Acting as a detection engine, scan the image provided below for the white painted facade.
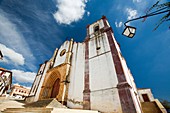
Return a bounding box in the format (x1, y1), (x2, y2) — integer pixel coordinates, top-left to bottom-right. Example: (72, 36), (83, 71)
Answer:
(34, 61), (51, 101)
(10, 84), (30, 99)
(53, 41), (70, 67)
(26, 61), (51, 102)
(88, 38), (121, 112)
(67, 42), (85, 109)
(26, 17), (145, 113)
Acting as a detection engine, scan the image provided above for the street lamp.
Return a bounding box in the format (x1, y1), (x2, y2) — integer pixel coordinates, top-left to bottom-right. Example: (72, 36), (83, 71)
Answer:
(122, 9), (170, 38)
(122, 26), (136, 38)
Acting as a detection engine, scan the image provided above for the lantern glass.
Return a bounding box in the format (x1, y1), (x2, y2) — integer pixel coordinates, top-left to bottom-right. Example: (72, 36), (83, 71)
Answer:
(122, 26), (136, 38)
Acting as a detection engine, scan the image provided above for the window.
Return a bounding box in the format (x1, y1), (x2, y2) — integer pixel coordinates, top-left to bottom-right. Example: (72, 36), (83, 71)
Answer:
(96, 47), (101, 50)
(60, 49), (66, 56)
(95, 36), (101, 50)
(39, 71), (43, 74)
(142, 94), (150, 102)
(94, 25), (99, 32)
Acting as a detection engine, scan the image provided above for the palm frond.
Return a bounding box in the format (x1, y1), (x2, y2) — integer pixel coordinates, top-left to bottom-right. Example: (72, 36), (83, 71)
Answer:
(154, 12), (170, 30)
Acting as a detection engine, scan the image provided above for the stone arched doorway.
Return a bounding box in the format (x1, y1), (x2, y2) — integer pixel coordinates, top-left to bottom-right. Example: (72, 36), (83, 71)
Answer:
(40, 70), (62, 100)
(39, 64), (69, 103)
(51, 78), (60, 98)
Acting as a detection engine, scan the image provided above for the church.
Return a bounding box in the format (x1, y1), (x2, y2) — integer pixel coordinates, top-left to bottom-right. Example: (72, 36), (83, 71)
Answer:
(26, 16), (166, 113)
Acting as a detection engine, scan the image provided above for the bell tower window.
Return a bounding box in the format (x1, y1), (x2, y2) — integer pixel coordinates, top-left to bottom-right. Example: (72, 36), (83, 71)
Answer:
(96, 46), (101, 50)
(94, 25), (99, 32)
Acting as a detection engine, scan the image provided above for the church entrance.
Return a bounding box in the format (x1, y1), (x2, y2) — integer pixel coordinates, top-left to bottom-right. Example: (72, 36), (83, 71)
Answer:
(51, 78), (60, 98)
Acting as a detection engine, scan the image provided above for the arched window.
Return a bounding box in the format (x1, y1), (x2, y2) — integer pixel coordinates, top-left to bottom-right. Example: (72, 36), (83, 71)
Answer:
(94, 25), (99, 32)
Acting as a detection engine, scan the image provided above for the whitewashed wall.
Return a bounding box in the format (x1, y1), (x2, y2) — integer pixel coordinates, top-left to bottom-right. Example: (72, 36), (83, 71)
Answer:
(89, 33), (110, 58)
(130, 88), (142, 113)
(91, 88), (122, 113)
(89, 52), (118, 90)
(29, 75), (41, 95)
(34, 61), (51, 101)
(89, 35), (121, 112)
(67, 42), (85, 109)
(53, 41), (70, 67)
(29, 63), (46, 96)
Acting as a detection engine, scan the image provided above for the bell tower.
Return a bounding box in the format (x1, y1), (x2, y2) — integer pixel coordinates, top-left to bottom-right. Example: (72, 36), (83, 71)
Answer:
(83, 16), (142, 113)
(83, 16), (112, 110)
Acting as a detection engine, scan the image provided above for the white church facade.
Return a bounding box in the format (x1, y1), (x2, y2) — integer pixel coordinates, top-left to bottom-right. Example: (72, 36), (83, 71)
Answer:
(26, 16), (166, 113)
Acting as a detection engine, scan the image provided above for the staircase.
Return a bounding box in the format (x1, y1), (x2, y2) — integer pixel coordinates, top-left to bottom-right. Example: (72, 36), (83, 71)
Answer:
(141, 102), (162, 113)
(1, 98), (99, 113)
(1, 98), (65, 113)
(2, 107), (53, 113)
(24, 98), (67, 108)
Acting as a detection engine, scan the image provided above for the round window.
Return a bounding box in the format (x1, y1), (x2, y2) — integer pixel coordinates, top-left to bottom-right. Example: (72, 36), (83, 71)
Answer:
(60, 49), (66, 56)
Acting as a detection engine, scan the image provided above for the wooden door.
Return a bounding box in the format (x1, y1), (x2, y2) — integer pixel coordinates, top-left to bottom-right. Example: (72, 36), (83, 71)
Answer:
(51, 78), (60, 98)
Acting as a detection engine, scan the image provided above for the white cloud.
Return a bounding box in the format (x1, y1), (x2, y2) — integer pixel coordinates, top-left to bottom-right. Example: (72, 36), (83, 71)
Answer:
(11, 69), (36, 83)
(126, 8), (138, 20)
(53, 0), (88, 24)
(0, 43), (25, 65)
(0, 9), (36, 71)
(87, 11), (90, 16)
(115, 21), (123, 28)
(133, 0), (142, 3)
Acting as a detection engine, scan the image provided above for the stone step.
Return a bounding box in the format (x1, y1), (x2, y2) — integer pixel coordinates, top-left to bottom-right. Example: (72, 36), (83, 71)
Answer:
(2, 108), (99, 113)
(2, 111), (51, 113)
(51, 108), (99, 113)
(0, 99), (25, 111)
(24, 98), (67, 108)
(3, 107), (53, 111)
(2, 108), (53, 113)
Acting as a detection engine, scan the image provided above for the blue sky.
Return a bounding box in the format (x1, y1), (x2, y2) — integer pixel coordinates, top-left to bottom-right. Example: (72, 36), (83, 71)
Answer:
(0, 0), (169, 101)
